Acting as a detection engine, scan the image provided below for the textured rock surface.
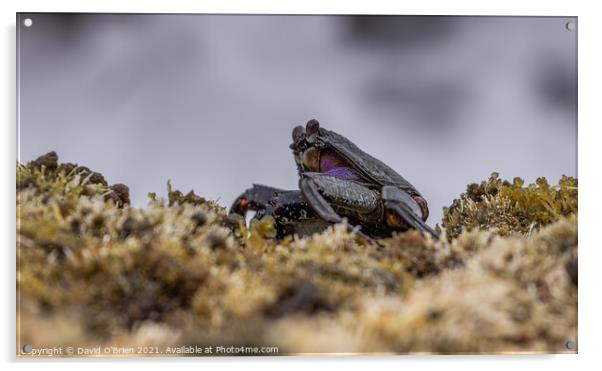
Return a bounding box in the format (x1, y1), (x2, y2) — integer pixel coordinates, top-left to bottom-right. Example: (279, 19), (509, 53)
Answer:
(17, 152), (577, 354)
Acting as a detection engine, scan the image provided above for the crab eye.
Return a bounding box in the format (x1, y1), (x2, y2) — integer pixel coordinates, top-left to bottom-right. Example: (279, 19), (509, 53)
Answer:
(292, 125), (305, 142)
(305, 119), (320, 143)
(306, 119), (320, 136)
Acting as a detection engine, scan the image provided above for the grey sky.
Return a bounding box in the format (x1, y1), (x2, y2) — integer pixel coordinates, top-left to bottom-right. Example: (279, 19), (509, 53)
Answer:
(17, 14), (577, 226)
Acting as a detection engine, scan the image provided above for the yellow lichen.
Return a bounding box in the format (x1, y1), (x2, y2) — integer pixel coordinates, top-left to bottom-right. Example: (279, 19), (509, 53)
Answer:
(442, 172), (577, 239)
(17, 153), (578, 355)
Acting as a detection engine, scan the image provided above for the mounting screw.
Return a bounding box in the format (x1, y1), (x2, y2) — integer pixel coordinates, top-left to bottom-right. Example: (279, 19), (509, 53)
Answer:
(565, 339), (576, 350)
(23, 18), (33, 27)
(565, 21), (575, 31)
(22, 344), (32, 354)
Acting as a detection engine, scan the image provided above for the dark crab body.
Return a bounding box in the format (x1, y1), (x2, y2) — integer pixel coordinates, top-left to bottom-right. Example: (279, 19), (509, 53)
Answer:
(230, 119), (438, 240)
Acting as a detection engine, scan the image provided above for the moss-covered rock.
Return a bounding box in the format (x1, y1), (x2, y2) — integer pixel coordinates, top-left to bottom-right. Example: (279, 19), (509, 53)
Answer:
(442, 172), (577, 239)
(17, 153), (578, 355)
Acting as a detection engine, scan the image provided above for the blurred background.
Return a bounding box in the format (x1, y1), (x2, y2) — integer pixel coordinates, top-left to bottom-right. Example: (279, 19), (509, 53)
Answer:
(17, 14), (577, 225)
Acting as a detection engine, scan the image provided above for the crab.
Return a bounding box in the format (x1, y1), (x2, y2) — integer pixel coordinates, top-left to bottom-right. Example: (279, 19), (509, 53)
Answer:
(230, 119), (438, 241)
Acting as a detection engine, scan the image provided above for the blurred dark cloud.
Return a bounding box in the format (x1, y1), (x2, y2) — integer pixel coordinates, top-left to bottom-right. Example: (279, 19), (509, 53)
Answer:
(363, 78), (466, 128)
(534, 55), (577, 113)
(346, 15), (458, 48)
(17, 14), (577, 225)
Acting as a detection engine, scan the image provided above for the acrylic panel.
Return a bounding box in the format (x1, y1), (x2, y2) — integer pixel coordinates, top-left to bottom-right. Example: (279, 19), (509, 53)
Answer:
(16, 13), (577, 357)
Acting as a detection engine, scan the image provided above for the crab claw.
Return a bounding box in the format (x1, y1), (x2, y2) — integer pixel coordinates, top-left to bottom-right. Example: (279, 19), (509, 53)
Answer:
(229, 184), (285, 217)
(230, 196), (251, 216)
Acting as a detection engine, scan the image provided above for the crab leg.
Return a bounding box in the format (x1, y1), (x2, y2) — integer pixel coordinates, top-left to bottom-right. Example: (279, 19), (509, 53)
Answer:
(381, 186), (439, 240)
(299, 173), (376, 243)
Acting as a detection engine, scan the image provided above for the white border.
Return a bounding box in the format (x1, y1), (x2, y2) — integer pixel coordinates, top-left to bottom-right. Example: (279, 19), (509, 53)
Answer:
(3, 1), (600, 370)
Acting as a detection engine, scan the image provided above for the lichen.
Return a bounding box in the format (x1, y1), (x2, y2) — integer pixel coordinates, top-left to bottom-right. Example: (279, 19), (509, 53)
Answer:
(442, 172), (577, 239)
(17, 153), (577, 355)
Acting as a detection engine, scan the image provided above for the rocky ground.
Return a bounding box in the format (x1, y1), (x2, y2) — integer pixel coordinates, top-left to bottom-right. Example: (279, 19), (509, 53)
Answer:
(17, 152), (577, 355)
